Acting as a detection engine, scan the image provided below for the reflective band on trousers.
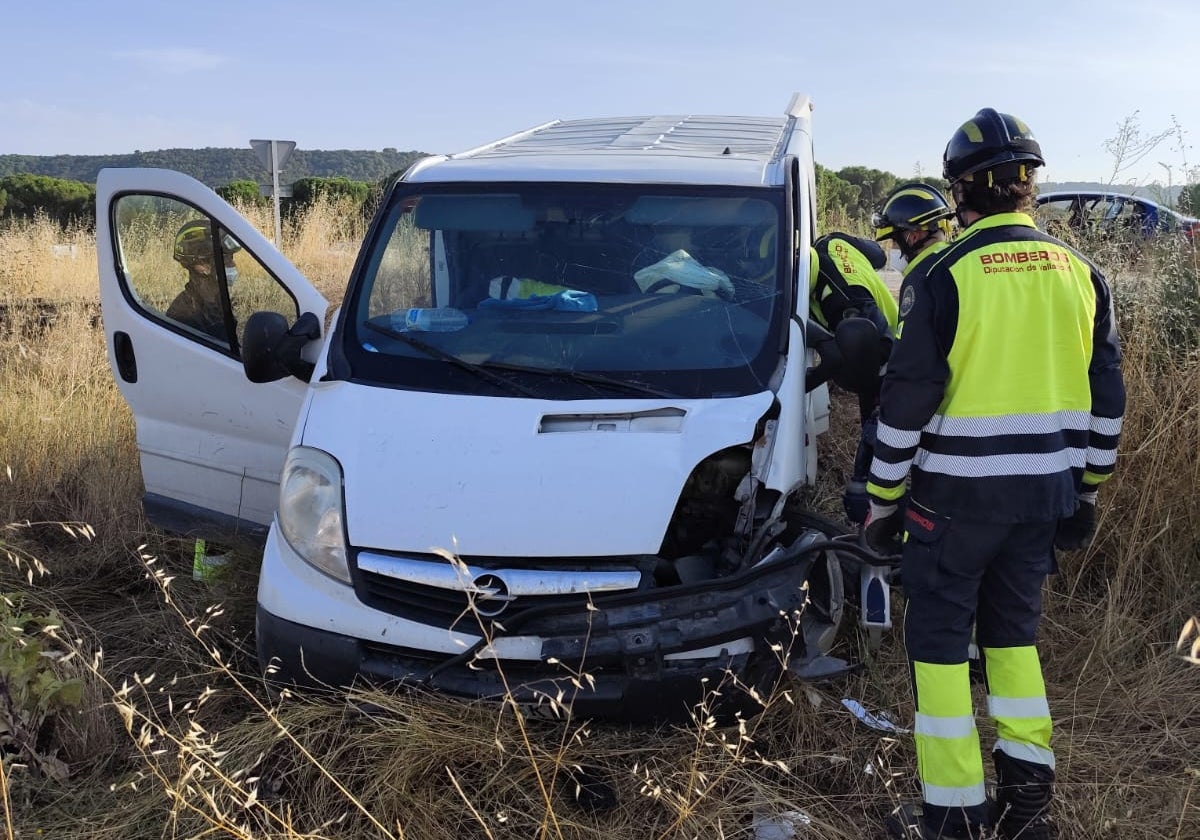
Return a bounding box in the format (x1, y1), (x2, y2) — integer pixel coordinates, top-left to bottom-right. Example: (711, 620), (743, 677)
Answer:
(915, 712), (978, 740)
(877, 421), (922, 449)
(988, 695), (1051, 720)
(995, 738), (1056, 769)
(916, 448), (1086, 478)
(923, 410), (1090, 437)
(923, 780), (988, 808)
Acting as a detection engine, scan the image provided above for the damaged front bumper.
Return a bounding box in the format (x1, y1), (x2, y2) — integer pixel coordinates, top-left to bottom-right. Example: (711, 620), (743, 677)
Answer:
(258, 535), (843, 722)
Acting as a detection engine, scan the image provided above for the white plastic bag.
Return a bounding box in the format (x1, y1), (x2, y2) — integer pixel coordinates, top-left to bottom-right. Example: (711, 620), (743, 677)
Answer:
(633, 249), (735, 297)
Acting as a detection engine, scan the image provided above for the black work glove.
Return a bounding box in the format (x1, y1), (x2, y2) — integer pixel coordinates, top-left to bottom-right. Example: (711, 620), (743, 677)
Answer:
(1054, 490), (1098, 551)
(862, 499), (903, 558)
(843, 480), (870, 526)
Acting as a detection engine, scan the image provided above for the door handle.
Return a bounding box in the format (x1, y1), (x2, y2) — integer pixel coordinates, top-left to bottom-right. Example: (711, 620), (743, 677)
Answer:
(113, 331), (138, 383)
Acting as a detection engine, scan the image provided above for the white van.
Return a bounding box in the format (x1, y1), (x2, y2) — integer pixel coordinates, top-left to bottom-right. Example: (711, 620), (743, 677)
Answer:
(97, 94), (884, 722)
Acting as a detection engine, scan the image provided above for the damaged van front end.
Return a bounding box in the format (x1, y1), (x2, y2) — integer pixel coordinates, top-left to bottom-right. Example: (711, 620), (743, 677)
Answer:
(256, 376), (848, 722)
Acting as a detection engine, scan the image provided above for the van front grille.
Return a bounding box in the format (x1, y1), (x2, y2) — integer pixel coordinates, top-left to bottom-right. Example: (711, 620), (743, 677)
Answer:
(352, 551), (644, 631)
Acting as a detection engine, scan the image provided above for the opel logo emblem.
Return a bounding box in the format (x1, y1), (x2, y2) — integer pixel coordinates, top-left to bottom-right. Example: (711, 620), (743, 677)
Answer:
(470, 573), (515, 617)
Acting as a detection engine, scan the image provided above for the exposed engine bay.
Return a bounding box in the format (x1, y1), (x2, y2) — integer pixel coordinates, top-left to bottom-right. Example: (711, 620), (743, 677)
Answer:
(652, 438), (854, 678)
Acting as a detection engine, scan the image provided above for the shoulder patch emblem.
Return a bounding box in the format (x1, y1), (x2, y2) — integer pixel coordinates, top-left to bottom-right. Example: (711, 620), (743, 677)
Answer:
(899, 285), (916, 317)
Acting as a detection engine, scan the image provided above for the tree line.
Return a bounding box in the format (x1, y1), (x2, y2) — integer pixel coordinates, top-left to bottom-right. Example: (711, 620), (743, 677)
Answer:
(0, 148), (428, 187)
(0, 173), (400, 228)
(3, 136), (1196, 229)
(0, 162), (921, 231)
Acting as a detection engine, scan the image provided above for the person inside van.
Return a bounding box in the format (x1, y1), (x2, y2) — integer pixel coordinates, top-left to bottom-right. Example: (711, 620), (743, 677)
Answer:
(166, 218), (240, 343)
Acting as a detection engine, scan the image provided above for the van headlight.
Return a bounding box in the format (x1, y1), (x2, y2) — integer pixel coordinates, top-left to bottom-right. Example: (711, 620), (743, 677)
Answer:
(278, 446), (350, 583)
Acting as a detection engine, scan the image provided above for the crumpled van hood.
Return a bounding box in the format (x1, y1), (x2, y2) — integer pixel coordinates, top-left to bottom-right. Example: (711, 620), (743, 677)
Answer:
(299, 383), (773, 557)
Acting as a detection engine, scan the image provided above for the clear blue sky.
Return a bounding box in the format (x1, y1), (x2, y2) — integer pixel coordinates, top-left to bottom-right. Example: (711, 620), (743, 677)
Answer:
(4, 0), (1198, 186)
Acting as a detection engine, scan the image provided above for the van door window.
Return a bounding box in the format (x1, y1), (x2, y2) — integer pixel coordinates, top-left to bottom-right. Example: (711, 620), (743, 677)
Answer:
(113, 195), (298, 355)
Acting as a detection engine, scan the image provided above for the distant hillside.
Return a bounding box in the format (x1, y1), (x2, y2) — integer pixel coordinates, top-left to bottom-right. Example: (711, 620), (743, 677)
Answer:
(0, 148), (432, 187)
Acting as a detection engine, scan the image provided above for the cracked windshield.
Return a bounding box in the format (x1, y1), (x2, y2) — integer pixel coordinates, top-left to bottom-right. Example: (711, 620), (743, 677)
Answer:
(351, 186), (786, 398)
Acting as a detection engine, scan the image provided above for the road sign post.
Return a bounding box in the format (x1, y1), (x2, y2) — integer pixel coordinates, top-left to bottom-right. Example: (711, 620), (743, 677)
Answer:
(250, 139), (296, 247)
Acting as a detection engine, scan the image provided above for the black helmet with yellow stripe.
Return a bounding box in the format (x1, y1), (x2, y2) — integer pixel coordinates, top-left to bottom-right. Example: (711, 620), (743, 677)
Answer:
(173, 218), (242, 266)
(872, 183), (953, 242)
(943, 108), (1044, 185)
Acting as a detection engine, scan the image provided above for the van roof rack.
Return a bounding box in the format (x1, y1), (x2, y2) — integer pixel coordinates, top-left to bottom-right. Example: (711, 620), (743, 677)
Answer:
(405, 94), (814, 188)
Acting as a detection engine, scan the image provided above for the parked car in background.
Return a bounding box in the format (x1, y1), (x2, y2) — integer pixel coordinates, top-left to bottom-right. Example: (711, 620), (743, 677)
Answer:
(1035, 190), (1198, 243)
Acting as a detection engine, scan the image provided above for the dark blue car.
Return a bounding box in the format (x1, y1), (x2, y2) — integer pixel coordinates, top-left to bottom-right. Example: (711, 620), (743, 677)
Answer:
(1035, 190), (1198, 243)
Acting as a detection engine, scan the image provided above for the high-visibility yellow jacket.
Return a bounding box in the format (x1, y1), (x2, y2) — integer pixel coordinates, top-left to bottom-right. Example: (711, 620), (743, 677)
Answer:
(902, 239), (948, 278)
(867, 212), (1125, 522)
(809, 233), (898, 336)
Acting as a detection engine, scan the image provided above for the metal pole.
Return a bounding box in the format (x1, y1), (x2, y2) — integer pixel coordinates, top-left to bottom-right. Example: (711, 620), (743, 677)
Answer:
(271, 139), (282, 248)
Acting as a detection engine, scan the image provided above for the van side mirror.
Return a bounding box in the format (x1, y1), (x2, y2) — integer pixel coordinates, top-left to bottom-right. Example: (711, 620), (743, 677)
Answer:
(804, 316), (885, 396)
(831, 317), (886, 395)
(242, 311), (320, 383)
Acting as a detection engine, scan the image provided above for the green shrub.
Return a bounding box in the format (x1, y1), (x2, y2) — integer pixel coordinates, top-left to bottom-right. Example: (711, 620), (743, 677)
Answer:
(836, 166), (898, 224)
(0, 174), (95, 227)
(815, 164), (862, 232)
(288, 176), (371, 210)
(0, 595), (83, 780)
(215, 179), (266, 207)
(1108, 237), (1200, 363)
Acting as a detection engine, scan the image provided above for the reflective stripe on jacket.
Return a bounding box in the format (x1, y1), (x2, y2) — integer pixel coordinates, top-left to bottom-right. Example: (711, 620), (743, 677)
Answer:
(867, 212), (1125, 522)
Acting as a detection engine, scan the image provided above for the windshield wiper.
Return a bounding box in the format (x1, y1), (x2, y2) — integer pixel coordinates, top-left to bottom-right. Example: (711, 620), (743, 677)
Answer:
(361, 321), (539, 399)
(477, 360), (678, 399)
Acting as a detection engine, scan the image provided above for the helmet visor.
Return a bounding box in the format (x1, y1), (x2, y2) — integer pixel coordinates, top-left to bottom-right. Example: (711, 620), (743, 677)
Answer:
(219, 231), (243, 254)
(871, 210), (895, 240)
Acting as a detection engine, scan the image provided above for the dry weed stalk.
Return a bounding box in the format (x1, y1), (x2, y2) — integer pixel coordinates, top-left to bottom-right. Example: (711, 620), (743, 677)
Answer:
(98, 546), (406, 839)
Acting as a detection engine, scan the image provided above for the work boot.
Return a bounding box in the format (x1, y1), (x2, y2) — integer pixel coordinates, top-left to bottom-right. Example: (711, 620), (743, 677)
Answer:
(993, 752), (1057, 839)
(885, 803), (988, 839)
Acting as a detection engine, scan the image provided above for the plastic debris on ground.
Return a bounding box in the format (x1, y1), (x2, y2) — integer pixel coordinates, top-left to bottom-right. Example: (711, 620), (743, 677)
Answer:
(841, 698), (910, 734)
(752, 808), (813, 839)
(788, 654), (854, 681)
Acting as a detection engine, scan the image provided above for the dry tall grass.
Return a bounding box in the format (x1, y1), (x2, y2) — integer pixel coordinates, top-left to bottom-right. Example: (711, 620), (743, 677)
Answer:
(0, 217), (97, 303)
(0, 203), (1196, 839)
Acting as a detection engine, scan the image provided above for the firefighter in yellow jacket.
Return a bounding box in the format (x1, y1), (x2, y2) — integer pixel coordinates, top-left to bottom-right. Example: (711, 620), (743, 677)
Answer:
(866, 109), (1125, 839)
(807, 232), (897, 524)
(833, 186), (955, 526)
(872, 182), (955, 281)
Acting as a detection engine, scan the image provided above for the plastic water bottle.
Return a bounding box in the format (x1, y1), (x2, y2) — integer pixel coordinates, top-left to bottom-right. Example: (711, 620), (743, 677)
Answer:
(395, 307), (469, 332)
